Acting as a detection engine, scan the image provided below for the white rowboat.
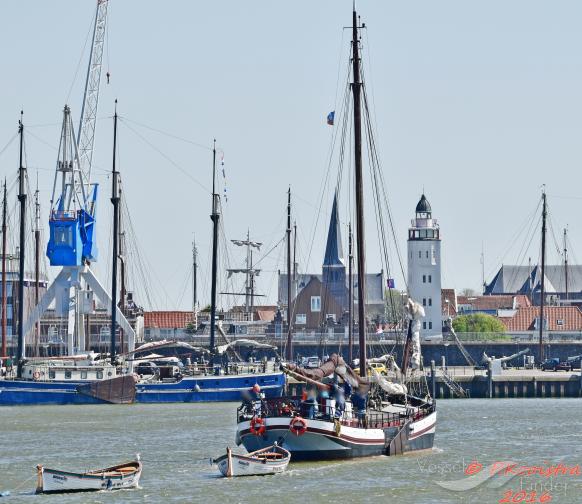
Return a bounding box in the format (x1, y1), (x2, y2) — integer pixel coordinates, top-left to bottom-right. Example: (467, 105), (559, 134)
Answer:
(214, 445), (290, 477)
(36, 459), (142, 494)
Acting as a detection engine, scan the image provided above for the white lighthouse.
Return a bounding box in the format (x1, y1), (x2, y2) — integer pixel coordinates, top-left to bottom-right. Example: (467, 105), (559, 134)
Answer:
(407, 194), (442, 339)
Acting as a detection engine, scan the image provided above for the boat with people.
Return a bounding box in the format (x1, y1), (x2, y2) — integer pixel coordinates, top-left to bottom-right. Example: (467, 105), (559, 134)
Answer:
(235, 5), (437, 461)
(213, 445), (290, 477)
(36, 458), (142, 494)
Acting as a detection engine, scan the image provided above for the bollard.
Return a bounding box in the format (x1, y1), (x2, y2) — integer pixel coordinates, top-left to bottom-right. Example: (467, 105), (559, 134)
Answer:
(430, 360), (436, 400)
(487, 361), (493, 399)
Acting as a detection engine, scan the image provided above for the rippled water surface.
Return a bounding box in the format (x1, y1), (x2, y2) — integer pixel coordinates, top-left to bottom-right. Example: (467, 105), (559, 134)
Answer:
(1, 399), (581, 503)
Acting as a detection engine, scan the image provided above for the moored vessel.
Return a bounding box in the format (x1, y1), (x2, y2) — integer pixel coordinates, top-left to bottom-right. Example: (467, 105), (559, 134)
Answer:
(213, 445), (290, 477)
(36, 459), (142, 494)
(235, 4), (436, 461)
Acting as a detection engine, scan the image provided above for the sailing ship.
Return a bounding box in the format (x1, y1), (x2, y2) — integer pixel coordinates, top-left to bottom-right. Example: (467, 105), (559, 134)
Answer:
(235, 5), (436, 460)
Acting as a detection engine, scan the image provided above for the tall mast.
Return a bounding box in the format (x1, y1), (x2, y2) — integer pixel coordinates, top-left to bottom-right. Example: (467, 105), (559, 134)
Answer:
(118, 184), (125, 353)
(538, 190), (547, 363)
(245, 230), (251, 313)
(1, 180), (7, 359)
(563, 228), (568, 301)
(34, 182), (40, 357)
(16, 112), (26, 378)
(480, 243), (485, 294)
(110, 101), (119, 365)
(352, 7), (367, 377)
(209, 140), (219, 351)
(192, 237), (198, 314)
(293, 220), (297, 309)
(250, 249), (255, 318)
(348, 222), (354, 363)
(286, 188), (293, 361)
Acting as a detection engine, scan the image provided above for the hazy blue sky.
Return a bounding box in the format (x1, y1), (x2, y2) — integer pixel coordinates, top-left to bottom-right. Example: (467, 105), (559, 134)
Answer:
(1, 1), (582, 311)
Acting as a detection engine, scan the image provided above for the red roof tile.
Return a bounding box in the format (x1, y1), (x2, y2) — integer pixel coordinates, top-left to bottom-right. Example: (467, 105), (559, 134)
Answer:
(144, 311), (194, 329)
(441, 289), (457, 316)
(500, 306), (582, 332)
(457, 295), (515, 311)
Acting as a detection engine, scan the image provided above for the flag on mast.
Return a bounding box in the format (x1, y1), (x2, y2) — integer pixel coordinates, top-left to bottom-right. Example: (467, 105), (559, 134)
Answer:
(327, 111), (335, 126)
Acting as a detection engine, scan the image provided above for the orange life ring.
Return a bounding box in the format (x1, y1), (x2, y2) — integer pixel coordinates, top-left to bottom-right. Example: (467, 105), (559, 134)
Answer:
(250, 416), (266, 436)
(33, 371), (41, 381)
(289, 416), (307, 436)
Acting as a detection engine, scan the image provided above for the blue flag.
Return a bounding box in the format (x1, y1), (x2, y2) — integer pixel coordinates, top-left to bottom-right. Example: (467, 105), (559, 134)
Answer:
(327, 111), (335, 125)
(387, 278), (395, 289)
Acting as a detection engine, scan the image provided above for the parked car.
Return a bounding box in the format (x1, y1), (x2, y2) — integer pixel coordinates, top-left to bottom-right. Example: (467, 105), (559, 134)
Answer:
(540, 358), (572, 372)
(301, 357), (321, 369)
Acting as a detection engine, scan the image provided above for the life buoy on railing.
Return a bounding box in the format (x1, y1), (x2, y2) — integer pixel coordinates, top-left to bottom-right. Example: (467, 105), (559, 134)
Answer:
(250, 416), (266, 436)
(289, 416), (307, 436)
(33, 371), (41, 381)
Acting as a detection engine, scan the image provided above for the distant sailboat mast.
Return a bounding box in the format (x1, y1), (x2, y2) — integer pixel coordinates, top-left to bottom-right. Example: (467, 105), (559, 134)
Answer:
(209, 140), (219, 353)
(286, 188), (293, 361)
(17, 112), (26, 378)
(351, 7), (367, 376)
(538, 189), (547, 363)
(1, 179), (7, 359)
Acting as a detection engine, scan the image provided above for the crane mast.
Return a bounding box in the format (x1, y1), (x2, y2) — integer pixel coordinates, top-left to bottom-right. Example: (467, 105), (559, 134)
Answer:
(24, 0), (136, 365)
(77, 0), (109, 189)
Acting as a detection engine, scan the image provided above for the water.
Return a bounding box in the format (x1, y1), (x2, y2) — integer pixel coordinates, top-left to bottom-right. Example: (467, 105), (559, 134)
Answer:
(1, 399), (581, 503)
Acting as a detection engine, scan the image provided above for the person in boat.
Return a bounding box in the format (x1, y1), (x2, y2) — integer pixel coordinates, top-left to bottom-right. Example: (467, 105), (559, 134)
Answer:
(302, 387), (318, 419)
(332, 382), (346, 419)
(251, 383), (264, 416)
(352, 386), (368, 427)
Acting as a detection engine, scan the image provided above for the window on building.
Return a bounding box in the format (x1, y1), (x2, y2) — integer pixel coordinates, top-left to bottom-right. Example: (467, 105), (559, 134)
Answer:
(422, 298), (426, 306)
(296, 314), (307, 325)
(326, 314), (337, 323)
(422, 275), (426, 283)
(311, 296), (321, 312)
(426, 250), (429, 258)
(428, 275), (432, 283)
(48, 370), (55, 379)
(423, 322), (426, 330)
(556, 319), (564, 326)
(429, 298), (432, 306)
(429, 321), (433, 329)
(64, 370), (72, 379)
(418, 251), (421, 258)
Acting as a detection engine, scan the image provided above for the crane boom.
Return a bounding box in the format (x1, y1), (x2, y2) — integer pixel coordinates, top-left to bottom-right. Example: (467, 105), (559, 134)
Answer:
(77, 0), (109, 187)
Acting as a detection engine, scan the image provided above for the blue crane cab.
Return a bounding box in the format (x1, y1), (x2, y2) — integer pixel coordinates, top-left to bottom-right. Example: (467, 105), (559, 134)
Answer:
(47, 185), (98, 267)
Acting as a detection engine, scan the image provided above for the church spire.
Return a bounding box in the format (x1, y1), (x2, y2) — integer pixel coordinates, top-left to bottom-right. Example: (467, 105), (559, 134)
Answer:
(323, 192), (344, 267)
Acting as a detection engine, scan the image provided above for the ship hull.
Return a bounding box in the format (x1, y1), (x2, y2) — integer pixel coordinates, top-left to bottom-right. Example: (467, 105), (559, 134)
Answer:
(237, 411), (436, 461)
(135, 372), (285, 403)
(0, 372), (285, 406)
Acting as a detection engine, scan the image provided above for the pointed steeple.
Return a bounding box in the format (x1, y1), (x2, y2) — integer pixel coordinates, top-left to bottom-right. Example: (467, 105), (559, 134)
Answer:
(323, 192), (344, 267)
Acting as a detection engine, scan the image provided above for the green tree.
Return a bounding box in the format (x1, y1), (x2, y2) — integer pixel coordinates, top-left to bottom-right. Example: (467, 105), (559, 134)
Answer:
(452, 313), (506, 333)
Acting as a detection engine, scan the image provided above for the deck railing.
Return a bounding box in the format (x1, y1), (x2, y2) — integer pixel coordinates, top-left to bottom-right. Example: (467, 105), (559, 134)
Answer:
(237, 396), (435, 429)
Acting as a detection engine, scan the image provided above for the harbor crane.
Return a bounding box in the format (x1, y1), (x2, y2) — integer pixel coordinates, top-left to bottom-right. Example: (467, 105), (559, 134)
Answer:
(23, 0), (136, 362)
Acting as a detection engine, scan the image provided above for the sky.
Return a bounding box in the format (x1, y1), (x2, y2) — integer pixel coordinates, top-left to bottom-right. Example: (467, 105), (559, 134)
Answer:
(1, 1), (582, 311)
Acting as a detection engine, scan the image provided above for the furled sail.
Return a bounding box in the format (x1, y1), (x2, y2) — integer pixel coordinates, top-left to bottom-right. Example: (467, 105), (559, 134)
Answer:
(406, 298), (425, 370)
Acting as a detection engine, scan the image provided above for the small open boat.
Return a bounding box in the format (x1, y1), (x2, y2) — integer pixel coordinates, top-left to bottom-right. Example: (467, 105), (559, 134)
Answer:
(36, 458), (142, 494)
(214, 445), (290, 477)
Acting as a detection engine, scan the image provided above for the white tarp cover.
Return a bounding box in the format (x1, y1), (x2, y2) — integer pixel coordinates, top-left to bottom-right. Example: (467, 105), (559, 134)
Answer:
(370, 369), (407, 395)
(406, 298), (425, 370)
(215, 339), (276, 355)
